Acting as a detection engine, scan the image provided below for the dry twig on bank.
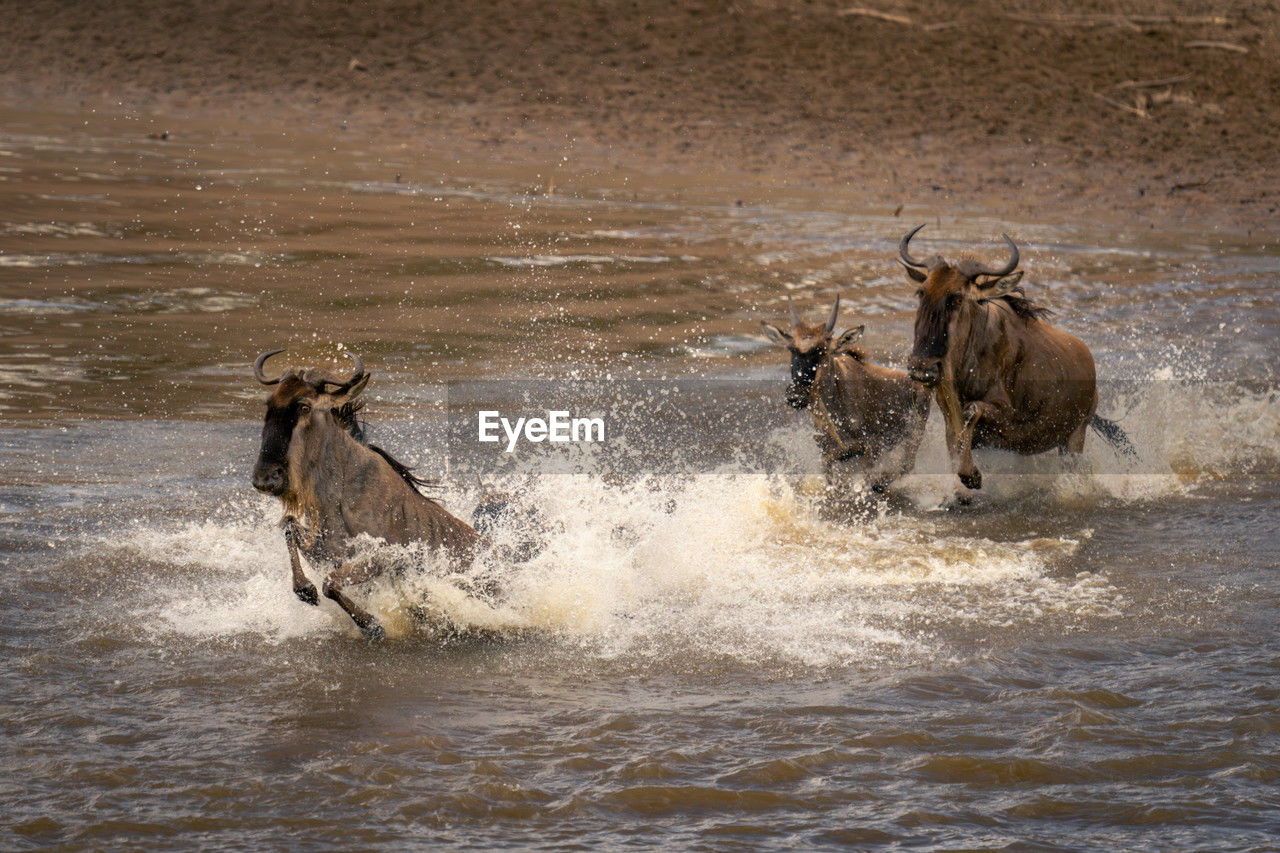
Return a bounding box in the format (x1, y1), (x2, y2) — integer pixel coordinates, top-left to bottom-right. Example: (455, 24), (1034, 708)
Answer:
(1092, 91), (1150, 119)
(1112, 74), (1193, 91)
(836, 7), (914, 25)
(1005, 13), (1231, 28)
(1185, 40), (1249, 53)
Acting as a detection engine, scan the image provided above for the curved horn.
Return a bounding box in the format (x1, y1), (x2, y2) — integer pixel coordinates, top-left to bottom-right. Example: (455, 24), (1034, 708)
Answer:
(787, 292), (798, 326)
(964, 233), (1020, 278)
(825, 294), (841, 334)
(321, 351), (366, 394)
(254, 349), (286, 386)
(898, 223), (930, 269)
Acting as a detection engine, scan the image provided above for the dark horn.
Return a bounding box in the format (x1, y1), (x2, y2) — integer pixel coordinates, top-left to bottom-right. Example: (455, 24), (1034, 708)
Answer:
(323, 351), (366, 394)
(344, 351), (365, 385)
(970, 233), (1020, 278)
(253, 349), (286, 386)
(787, 293), (798, 326)
(825, 294), (841, 334)
(898, 223), (929, 269)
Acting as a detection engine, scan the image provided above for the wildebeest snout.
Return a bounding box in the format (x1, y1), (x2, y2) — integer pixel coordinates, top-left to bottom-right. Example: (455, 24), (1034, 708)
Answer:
(252, 461), (287, 496)
(785, 382), (811, 409)
(908, 357), (941, 387)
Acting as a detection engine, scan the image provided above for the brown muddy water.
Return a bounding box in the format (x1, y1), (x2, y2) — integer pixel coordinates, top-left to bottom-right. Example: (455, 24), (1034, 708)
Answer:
(2, 102), (1280, 850)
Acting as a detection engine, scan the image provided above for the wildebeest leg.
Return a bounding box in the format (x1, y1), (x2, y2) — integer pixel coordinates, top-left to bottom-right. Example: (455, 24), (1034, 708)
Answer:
(322, 558), (387, 640)
(935, 384), (964, 470)
(956, 401), (1002, 490)
(282, 517), (318, 606)
(890, 393), (931, 486)
(936, 383), (988, 495)
(1066, 418), (1088, 454)
(1054, 418), (1093, 477)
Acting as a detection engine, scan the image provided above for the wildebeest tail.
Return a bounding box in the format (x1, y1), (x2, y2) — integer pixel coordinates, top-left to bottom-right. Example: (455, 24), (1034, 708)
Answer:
(1090, 415), (1137, 459)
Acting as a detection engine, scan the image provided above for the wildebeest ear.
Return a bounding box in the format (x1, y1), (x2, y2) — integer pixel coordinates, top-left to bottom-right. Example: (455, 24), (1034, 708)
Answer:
(833, 325), (865, 351)
(348, 372), (371, 399)
(977, 270), (1024, 300)
(898, 260), (927, 283)
(760, 321), (792, 345)
(326, 372), (370, 403)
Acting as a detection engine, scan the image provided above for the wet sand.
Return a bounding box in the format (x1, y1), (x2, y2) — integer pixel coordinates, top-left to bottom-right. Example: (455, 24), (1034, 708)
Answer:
(3, 0), (1278, 233)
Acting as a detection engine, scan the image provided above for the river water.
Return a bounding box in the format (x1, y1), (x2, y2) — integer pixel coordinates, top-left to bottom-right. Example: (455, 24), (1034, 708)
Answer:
(2, 102), (1279, 849)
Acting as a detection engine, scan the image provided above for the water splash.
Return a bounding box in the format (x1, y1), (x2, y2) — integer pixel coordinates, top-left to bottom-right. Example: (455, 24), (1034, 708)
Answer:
(92, 357), (1277, 661)
(109, 470), (1117, 666)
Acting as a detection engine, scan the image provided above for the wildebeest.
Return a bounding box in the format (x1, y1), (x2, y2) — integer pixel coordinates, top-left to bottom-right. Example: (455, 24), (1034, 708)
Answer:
(251, 349), (481, 639)
(762, 294), (931, 494)
(898, 225), (1133, 495)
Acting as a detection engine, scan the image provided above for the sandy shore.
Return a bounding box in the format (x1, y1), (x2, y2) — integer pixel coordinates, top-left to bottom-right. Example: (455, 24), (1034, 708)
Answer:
(3, 0), (1277, 232)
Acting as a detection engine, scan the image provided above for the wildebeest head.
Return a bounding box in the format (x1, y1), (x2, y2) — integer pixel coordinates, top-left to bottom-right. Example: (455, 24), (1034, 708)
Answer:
(898, 224), (1025, 387)
(762, 294), (863, 408)
(251, 349), (370, 497)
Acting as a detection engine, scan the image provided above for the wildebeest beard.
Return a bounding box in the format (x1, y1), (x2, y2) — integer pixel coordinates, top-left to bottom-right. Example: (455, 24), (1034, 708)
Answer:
(912, 295), (953, 366)
(787, 348), (824, 408)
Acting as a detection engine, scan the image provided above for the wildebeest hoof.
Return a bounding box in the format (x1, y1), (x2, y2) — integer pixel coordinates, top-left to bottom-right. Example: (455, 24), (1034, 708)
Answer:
(294, 583), (319, 606)
(360, 622), (386, 641)
(958, 469), (982, 490)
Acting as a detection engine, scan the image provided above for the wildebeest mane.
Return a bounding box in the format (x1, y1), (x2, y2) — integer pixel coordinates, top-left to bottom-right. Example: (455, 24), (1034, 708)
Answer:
(332, 398), (441, 501)
(834, 345), (866, 362)
(335, 399), (368, 444)
(997, 289), (1053, 321)
(367, 445), (441, 501)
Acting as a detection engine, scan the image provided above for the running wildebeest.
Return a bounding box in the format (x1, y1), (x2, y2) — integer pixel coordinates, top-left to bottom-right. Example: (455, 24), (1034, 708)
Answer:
(251, 349), (482, 639)
(763, 294), (931, 494)
(898, 225), (1133, 496)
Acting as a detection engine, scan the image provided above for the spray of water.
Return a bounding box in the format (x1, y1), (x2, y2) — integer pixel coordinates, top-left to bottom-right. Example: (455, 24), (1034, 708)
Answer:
(104, 375), (1275, 666)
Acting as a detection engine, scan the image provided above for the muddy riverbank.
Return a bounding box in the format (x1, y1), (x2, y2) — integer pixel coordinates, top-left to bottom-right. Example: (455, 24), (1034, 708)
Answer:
(3, 0), (1278, 233)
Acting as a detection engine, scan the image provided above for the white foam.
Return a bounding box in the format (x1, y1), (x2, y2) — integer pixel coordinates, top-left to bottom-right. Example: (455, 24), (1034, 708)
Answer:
(110, 502), (342, 640)
(101, 372), (1275, 663)
(109, 472), (1116, 666)
(891, 376), (1280, 507)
